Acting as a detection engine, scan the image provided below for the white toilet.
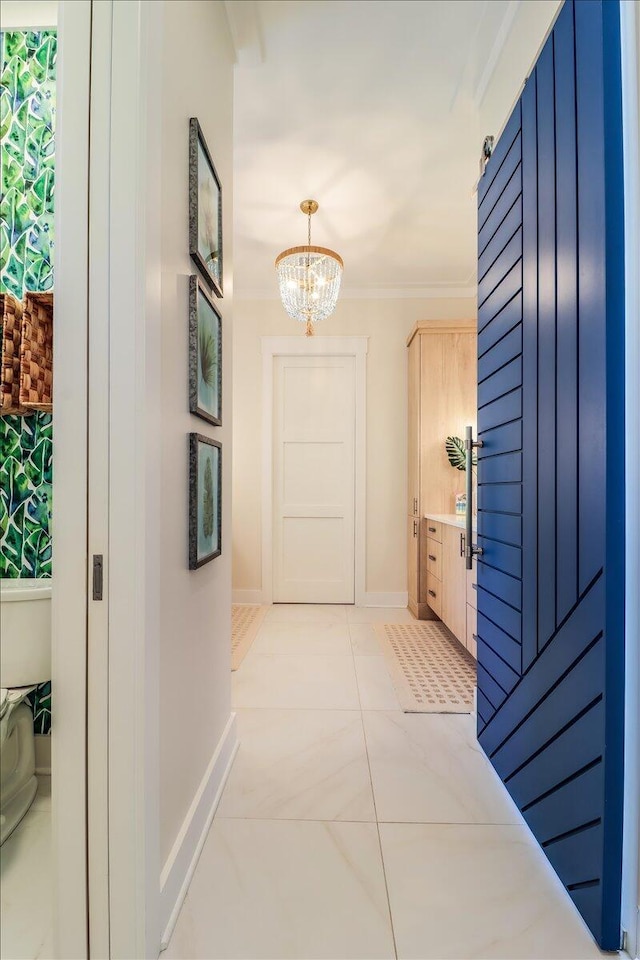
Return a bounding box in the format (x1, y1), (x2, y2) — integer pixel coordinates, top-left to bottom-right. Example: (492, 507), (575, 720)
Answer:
(0, 578), (52, 845)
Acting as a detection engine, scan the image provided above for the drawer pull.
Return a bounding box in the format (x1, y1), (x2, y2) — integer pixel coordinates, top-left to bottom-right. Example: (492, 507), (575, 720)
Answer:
(428, 589), (437, 598)
(428, 526), (436, 533)
(428, 554), (436, 562)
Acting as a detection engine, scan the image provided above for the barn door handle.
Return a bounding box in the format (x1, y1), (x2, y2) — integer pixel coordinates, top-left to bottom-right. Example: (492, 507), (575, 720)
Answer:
(465, 426), (483, 571)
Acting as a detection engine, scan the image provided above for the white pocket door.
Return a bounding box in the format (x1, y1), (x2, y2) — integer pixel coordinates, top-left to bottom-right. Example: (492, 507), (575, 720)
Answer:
(273, 355), (356, 603)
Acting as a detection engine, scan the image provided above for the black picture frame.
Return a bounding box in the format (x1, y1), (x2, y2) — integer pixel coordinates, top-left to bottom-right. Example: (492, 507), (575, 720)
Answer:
(189, 117), (223, 298)
(189, 275), (222, 426)
(188, 433), (222, 569)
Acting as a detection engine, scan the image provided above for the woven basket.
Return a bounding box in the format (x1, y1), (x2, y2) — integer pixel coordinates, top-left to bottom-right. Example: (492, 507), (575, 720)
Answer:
(19, 292), (53, 411)
(1, 293), (29, 415)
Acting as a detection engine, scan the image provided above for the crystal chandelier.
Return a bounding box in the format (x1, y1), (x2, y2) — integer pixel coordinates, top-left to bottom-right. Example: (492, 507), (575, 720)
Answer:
(275, 200), (343, 336)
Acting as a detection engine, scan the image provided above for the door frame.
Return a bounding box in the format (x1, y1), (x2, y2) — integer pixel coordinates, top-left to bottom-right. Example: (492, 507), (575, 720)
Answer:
(52, 2), (92, 956)
(621, 1), (640, 954)
(261, 336), (368, 606)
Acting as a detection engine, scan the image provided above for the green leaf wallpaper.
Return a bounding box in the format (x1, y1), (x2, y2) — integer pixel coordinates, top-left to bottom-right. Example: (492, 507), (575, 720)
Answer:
(1, 29), (57, 736)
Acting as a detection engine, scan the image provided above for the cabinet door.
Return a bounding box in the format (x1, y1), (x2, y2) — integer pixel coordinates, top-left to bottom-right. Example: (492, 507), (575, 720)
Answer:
(442, 524), (466, 642)
(407, 515), (419, 610)
(407, 335), (421, 516)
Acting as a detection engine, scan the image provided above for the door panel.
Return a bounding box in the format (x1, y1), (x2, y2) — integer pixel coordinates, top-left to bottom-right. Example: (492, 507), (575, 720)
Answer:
(273, 355), (355, 603)
(476, 1), (625, 949)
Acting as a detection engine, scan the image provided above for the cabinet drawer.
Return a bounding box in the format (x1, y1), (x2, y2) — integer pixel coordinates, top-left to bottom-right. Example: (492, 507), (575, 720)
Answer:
(426, 573), (442, 617)
(425, 518), (443, 543)
(466, 603), (477, 659)
(426, 539), (442, 580)
(466, 564), (477, 608)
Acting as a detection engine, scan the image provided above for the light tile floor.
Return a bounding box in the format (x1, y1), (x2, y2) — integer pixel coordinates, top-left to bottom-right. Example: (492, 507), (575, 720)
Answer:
(164, 605), (611, 960)
(0, 776), (53, 960)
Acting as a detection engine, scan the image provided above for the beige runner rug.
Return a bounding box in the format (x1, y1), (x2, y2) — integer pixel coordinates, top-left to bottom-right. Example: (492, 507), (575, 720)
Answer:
(374, 621), (476, 713)
(231, 604), (269, 671)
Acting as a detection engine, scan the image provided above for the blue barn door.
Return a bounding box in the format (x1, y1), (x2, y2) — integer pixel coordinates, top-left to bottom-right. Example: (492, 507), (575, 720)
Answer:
(475, 0), (625, 950)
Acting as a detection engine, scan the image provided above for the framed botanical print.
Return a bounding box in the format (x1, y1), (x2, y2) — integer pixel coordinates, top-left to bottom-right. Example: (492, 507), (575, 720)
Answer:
(189, 117), (223, 297)
(189, 433), (222, 569)
(189, 275), (222, 426)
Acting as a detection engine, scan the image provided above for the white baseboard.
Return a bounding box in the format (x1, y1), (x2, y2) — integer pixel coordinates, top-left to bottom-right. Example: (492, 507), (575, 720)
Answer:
(232, 589), (264, 604)
(159, 713), (239, 950)
(363, 591), (408, 608)
(34, 734), (51, 775)
(232, 590), (407, 608)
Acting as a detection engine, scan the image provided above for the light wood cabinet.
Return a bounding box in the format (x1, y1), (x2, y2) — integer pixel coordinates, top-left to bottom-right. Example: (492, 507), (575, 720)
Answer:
(406, 321), (477, 619)
(407, 335), (421, 518)
(426, 515), (478, 660)
(407, 515), (419, 614)
(441, 524), (467, 642)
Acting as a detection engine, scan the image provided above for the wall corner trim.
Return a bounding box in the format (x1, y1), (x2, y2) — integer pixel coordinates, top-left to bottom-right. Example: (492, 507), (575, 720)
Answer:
(363, 592), (409, 608)
(159, 713), (239, 951)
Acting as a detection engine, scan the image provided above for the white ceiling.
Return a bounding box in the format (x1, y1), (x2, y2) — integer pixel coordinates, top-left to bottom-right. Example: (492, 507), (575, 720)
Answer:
(229, 0), (532, 299)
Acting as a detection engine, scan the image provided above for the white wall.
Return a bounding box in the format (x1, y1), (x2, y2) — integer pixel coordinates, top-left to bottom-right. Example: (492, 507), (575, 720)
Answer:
(232, 296), (475, 601)
(1, 0), (57, 27)
(156, 0), (235, 936)
(478, 0), (562, 142)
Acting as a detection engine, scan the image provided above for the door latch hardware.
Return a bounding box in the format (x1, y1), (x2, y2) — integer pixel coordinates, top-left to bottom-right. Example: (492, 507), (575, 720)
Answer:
(93, 554), (104, 601)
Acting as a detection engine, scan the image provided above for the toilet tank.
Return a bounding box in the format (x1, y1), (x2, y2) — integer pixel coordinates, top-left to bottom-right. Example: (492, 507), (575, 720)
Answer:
(0, 578), (52, 688)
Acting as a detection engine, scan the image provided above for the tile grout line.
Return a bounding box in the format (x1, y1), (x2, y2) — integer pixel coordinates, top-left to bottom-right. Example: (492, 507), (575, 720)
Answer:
(349, 622), (400, 960)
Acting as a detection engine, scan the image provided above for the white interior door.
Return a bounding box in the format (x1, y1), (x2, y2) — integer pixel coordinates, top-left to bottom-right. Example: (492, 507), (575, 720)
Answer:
(273, 355), (356, 603)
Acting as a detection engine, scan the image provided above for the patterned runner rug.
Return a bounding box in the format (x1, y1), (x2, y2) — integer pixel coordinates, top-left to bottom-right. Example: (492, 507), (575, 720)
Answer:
(374, 621), (476, 713)
(231, 604), (269, 671)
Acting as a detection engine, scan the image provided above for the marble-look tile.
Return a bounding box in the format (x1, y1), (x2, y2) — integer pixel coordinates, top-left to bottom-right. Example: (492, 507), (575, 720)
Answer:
(250, 622), (351, 657)
(233, 654), (360, 709)
(217, 709), (375, 821)
(264, 604), (348, 624)
(354, 656), (401, 710)
(0, 809), (53, 960)
(379, 822), (608, 959)
(349, 623), (383, 656)
(163, 819), (395, 960)
(363, 711), (520, 825)
(347, 606), (414, 623)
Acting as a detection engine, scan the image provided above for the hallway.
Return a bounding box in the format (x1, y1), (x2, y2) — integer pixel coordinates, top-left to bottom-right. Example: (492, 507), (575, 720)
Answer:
(164, 605), (608, 960)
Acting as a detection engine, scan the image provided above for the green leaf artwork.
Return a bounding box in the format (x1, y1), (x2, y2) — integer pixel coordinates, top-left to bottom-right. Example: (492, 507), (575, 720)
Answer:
(0, 30), (56, 735)
(199, 326), (217, 387)
(203, 457), (215, 539)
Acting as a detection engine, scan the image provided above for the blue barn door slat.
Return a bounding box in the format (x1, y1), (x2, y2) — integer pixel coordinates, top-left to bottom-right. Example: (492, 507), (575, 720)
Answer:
(475, 0), (625, 950)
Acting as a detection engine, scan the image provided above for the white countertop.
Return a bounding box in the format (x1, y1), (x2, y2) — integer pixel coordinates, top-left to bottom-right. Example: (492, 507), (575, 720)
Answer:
(425, 512), (477, 532)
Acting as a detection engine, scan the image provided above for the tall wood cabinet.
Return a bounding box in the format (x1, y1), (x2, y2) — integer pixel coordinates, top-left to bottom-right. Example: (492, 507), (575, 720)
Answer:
(406, 321), (477, 619)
